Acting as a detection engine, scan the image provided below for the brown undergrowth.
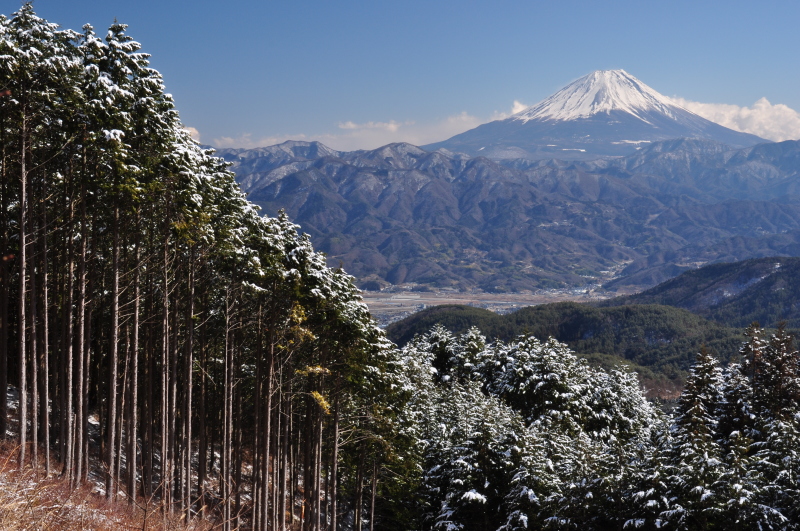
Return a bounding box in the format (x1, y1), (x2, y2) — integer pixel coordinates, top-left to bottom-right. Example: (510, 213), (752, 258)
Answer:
(0, 441), (213, 531)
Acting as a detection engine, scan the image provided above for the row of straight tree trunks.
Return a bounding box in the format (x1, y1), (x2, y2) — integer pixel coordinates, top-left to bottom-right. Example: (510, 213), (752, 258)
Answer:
(0, 6), (406, 530)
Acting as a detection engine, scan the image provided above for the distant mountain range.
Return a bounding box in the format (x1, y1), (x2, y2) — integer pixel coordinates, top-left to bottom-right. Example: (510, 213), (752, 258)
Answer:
(423, 70), (766, 160)
(219, 137), (800, 291)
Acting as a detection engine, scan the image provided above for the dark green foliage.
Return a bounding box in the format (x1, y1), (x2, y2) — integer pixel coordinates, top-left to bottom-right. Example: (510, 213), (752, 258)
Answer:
(400, 323), (800, 530)
(399, 326), (662, 530)
(386, 304), (501, 347)
(388, 302), (743, 388)
(661, 349), (726, 528)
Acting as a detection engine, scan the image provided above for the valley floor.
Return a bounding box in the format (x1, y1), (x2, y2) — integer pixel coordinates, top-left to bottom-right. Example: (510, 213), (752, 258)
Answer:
(362, 286), (633, 325)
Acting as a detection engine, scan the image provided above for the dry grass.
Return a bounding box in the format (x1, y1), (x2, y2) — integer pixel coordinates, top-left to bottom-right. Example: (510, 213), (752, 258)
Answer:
(0, 442), (213, 531)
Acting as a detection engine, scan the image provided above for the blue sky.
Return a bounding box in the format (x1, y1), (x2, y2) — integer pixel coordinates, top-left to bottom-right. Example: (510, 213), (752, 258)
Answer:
(16, 0), (800, 150)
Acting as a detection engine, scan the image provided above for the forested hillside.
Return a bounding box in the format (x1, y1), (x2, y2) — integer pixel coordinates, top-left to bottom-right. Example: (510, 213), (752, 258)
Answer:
(0, 6), (407, 530)
(604, 256), (800, 328)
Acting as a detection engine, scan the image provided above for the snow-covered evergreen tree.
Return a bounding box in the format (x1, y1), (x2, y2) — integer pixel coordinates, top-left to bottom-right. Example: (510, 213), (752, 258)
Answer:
(751, 328), (800, 526)
(662, 348), (727, 528)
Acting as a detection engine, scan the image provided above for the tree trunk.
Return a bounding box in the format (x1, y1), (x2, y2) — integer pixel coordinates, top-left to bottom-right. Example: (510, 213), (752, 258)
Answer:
(106, 204), (120, 500)
(369, 461), (377, 531)
(234, 353), (243, 531)
(168, 297), (179, 510)
(271, 376), (281, 531)
(252, 307), (264, 531)
(303, 390), (313, 531)
(18, 107), (28, 469)
(222, 288), (233, 531)
(280, 388), (290, 531)
(144, 273), (155, 498)
(197, 286), (207, 518)
(0, 85), (9, 442)
(80, 257), (94, 484)
(28, 200), (38, 470)
(127, 234), (140, 503)
(260, 333), (275, 531)
(291, 397), (298, 528)
(330, 392), (339, 531)
(116, 327), (129, 489)
(73, 180), (88, 486)
(353, 446), (365, 531)
(39, 179), (50, 475)
(182, 249), (194, 519)
(61, 203), (75, 480)
(160, 206), (170, 513)
(312, 395), (323, 531)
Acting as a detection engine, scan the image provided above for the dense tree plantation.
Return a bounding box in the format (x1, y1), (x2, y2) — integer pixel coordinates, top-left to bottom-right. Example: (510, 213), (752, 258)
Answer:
(4, 6), (800, 531)
(0, 6), (410, 530)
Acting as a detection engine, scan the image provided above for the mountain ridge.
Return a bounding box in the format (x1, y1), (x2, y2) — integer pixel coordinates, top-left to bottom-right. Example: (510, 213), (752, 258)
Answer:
(220, 138), (800, 292)
(602, 256), (800, 328)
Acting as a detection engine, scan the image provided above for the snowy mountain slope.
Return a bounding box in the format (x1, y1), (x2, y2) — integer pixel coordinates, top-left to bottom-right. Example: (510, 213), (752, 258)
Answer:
(424, 70), (767, 160)
(515, 69), (679, 122)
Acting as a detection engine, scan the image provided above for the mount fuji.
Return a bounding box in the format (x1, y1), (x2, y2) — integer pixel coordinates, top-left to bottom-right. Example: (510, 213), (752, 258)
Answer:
(424, 70), (767, 160)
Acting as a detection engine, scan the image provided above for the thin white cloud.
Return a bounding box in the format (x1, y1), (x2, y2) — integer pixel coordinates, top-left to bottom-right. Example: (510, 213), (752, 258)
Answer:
(490, 100), (529, 120)
(672, 97), (800, 142)
(211, 101), (528, 152)
(184, 126), (201, 142)
(338, 120), (412, 132)
(316, 112), (485, 150)
(212, 132), (309, 149)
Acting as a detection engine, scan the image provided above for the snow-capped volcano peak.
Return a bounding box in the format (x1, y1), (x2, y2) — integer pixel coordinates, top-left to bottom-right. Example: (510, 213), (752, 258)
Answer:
(423, 69), (767, 160)
(514, 69), (682, 123)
